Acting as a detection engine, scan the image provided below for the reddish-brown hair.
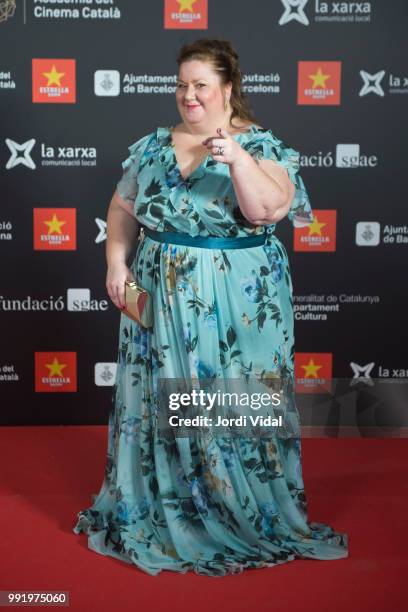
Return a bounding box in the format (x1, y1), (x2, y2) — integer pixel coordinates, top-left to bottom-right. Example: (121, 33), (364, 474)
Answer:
(176, 38), (258, 129)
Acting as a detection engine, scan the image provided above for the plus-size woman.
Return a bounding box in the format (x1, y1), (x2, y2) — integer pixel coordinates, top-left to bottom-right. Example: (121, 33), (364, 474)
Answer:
(73, 38), (348, 577)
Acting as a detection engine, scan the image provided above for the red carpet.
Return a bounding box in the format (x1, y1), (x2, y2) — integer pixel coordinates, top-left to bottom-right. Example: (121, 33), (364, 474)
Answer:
(0, 426), (406, 611)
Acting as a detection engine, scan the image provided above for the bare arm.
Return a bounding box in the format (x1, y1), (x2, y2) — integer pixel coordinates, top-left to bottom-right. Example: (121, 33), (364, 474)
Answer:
(229, 151), (295, 225)
(203, 129), (295, 226)
(106, 189), (139, 309)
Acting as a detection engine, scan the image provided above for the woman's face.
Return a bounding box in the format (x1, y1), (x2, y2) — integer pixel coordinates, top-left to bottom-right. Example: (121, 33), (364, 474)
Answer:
(176, 59), (231, 128)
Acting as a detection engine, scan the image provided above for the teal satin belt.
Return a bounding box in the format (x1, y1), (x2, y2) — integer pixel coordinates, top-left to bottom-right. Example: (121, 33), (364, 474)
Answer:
(142, 226), (267, 249)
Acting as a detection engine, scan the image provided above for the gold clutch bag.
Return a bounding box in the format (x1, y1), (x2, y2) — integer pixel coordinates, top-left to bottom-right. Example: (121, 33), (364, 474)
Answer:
(123, 280), (153, 329)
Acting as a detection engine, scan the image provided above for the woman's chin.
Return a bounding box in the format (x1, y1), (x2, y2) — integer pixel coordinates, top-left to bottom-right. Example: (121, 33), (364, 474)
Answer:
(182, 107), (204, 119)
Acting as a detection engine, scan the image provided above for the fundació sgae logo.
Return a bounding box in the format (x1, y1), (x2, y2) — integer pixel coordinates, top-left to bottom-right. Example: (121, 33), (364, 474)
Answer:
(294, 210), (336, 252)
(164, 0), (208, 29)
(295, 352), (333, 393)
(33, 208), (77, 250)
(32, 58), (76, 103)
(35, 351), (77, 392)
(298, 61), (341, 105)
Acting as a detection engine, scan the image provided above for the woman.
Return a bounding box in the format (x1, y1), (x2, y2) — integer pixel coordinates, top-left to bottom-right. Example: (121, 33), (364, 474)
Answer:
(73, 38), (348, 576)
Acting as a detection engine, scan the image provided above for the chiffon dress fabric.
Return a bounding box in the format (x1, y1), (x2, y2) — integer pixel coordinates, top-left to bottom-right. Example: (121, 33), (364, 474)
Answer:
(72, 124), (349, 576)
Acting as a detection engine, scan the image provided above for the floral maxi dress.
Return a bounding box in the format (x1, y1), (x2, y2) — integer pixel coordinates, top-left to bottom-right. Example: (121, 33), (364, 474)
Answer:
(72, 125), (349, 576)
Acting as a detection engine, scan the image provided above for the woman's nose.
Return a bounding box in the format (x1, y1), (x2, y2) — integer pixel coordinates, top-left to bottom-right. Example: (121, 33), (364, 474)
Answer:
(184, 85), (197, 98)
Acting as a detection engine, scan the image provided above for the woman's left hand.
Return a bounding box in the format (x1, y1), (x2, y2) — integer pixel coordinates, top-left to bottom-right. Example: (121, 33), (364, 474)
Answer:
(202, 128), (245, 166)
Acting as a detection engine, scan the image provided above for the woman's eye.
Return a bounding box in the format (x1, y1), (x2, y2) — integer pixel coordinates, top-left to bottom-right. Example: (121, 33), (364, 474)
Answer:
(177, 83), (206, 88)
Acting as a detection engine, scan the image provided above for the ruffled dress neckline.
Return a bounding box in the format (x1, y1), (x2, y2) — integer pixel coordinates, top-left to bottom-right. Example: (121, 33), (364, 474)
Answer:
(155, 124), (262, 186)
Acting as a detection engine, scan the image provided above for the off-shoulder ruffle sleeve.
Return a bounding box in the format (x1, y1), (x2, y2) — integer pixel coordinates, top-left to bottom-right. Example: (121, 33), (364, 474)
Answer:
(116, 134), (152, 216)
(242, 129), (314, 227)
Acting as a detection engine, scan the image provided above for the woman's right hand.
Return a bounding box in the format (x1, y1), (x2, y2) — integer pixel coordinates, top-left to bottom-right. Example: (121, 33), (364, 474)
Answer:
(106, 262), (135, 310)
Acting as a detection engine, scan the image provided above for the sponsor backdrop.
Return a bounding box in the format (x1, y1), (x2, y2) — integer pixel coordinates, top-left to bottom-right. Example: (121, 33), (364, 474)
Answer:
(0, 1), (407, 431)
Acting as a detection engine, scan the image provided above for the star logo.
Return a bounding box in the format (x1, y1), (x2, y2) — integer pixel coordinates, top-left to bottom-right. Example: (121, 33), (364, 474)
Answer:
(359, 70), (385, 97)
(32, 58), (76, 103)
(44, 214), (66, 235)
(298, 61), (341, 105)
(301, 358), (323, 378)
(307, 216), (327, 236)
(45, 357), (67, 377)
(295, 352), (333, 393)
(42, 64), (65, 87)
(279, 0), (309, 26)
(164, 0), (207, 29)
(177, 0), (196, 10)
(5, 138), (36, 170)
(35, 351), (77, 392)
(309, 67), (331, 89)
(294, 210), (336, 252)
(33, 208), (76, 250)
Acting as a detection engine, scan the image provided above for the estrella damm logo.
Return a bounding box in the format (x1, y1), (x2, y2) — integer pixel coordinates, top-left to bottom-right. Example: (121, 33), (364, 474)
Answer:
(298, 61), (341, 105)
(164, 0), (208, 29)
(33, 208), (77, 251)
(32, 59), (76, 103)
(295, 352), (333, 394)
(294, 210), (337, 252)
(35, 352), (77, 392)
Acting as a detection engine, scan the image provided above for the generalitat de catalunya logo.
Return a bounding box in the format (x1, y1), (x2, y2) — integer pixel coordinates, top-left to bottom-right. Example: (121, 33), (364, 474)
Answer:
(32, 58), (76, 103)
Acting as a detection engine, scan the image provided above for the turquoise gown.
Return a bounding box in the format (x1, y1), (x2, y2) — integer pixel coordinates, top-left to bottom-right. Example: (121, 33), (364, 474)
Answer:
(72, 124), (349, 576)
